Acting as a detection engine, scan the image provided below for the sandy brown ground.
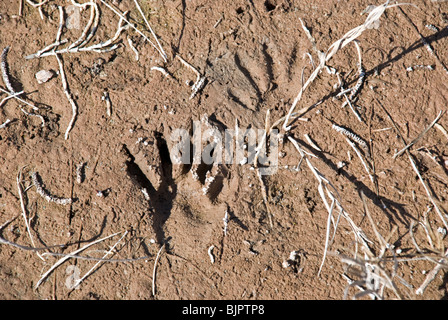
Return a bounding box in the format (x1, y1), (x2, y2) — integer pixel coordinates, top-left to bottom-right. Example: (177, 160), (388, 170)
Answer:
(0, 0), (447, 300)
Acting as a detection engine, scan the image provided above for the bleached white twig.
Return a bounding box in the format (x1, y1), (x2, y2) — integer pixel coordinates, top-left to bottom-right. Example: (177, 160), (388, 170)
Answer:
(150, 66), (172, 78)
(26, 40), (69, 60)
(0, 87), (38, 110)
(72, 231), (128, 289)
(416, 248), (448, 295)
(25, 0), (48, 8)
(127, 37), (139, 61)
(20, 108), (45, 127)
(133, 0), (167, 61)
(208, 245), (215, 264)
(98, 0), (167, 62)
(435, 123), (448, 141)
(152, 243), (165, 297)
(190, 76), (206, 100)
(68, 0), (99, 50)
(55, 53), (78, 140)
(27, 7), (127, 59)
(345, 137), (375, 184)
(101, 91), (112, 117)
(304, 133), (322, 151)
(0, 90), (24, 108)
(176, 55), (206, 99)
(0, 119), (12, 129)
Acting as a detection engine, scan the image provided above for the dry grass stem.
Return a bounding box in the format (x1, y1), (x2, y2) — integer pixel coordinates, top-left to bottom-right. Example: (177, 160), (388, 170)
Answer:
(339, 195), (404, 300)
(98, 0), (166, 62)
(41, 252), (149, 262)
(254, 109), (274, 228)
(377, 100), (448, 232)
(393, 110), (445, 159)
(176, 55), (206, 99)
(299, 18), (322, 59)
(17, 166), (45, 261)
(409, 220), (448, 295)
(133, 0), (167, 61)
(0, 90), (24, 108)
(397, 6), (448, 75)
(35, 231), (121, 289)
(283, 1), (412, 130)
(55, 53), (78, 141)
(288, 135), (370, 276)
(304, 133), (322, 151)
(72, 231), (128, 289)
(415, 247), (448, 295)
(152, 243), (165, 297)
(0, 87), (38, 110)
(127, 37), (139, 61)
(345, 138), (375, 185)
(20, 108), (45, 127)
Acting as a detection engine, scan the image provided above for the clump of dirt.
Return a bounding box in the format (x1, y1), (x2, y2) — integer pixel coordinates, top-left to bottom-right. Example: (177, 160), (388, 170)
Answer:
(0, 0), (447, 300)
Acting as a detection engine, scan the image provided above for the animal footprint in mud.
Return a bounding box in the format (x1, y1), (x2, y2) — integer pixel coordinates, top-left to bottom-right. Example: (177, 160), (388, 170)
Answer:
(122, 115), (229, 203)
(166, 114), (229, 202)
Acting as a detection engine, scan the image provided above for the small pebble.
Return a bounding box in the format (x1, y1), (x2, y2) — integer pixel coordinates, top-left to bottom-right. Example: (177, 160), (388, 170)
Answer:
(35, 70), (55, 84)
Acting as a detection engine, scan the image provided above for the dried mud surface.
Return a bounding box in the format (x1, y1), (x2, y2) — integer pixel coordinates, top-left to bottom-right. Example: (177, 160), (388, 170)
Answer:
(0, 0), (447, 300)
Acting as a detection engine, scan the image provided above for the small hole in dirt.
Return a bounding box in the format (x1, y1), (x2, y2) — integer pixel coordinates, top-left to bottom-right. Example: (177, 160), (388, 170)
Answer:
(265, 0), (276, 12)
(236, 7), (244, 14)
